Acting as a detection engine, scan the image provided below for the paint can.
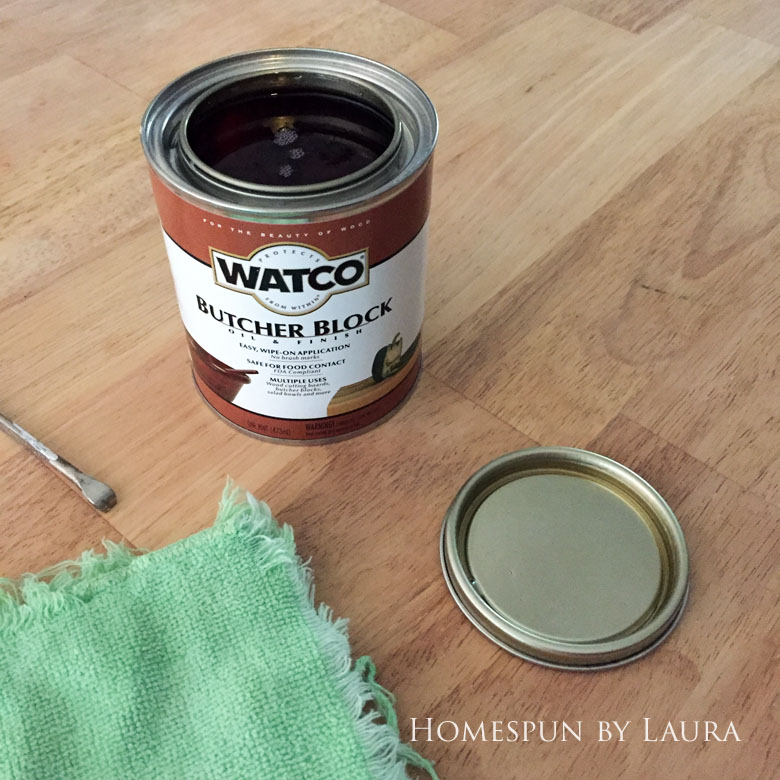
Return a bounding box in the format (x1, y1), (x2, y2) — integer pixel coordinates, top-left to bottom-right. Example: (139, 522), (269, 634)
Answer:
(141, 49), (437, 442)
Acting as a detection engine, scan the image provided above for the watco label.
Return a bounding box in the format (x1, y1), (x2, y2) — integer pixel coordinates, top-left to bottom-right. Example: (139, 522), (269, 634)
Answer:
(211, 244), (369, 314)
(150, 164), (432, 441)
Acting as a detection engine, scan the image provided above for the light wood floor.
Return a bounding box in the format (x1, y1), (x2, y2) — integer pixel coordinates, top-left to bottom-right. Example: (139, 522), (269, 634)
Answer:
(1, 1), (778, 778)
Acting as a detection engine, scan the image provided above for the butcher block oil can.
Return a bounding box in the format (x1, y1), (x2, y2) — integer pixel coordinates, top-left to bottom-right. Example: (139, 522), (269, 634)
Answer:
(141, 49), (437, 442)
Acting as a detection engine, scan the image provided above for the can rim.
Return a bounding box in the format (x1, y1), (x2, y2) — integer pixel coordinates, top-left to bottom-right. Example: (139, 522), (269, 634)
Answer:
(440, 447), (690, 670)
(177, 71), (405, 195)
(141, 48), (438, 220)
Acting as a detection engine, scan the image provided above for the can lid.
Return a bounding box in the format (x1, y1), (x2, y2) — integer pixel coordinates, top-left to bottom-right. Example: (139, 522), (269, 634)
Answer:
(440, 447), (689, 669)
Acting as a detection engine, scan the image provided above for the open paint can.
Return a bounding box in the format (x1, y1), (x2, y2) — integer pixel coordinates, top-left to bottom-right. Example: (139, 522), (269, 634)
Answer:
(141, 49), (437, 442)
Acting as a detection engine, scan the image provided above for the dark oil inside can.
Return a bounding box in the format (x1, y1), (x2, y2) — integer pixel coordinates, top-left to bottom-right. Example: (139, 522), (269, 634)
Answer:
(186, 82), (395, 188)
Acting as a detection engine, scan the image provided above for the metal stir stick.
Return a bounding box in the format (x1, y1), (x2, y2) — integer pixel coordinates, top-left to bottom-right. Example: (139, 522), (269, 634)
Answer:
(0, 412), (117, 512)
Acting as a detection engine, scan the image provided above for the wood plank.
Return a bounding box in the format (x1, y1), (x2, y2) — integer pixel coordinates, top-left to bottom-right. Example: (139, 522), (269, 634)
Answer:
(298, 0), (461, 74)
(616, 63), (780, 504)
(0, 23), (48, 78)
(424, 5), (636, 169)
(0, 447), (123, 580)
(0, 56), (149, 302)
(5, 0), (459, 99)
(424, 11), (778, 344)
(427, 63), (780, 477)
(688, 0), (780, 47)
(0, 225), (180, 405)
(627, 305), (780, 506)
(383, 0), (553, 39)
(563, 0), (688, 33)
(580, 416), (778, 779)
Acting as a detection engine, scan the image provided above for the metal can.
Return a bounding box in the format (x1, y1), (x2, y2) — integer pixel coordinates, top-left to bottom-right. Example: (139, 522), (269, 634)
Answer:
(141, 49), (437, 442)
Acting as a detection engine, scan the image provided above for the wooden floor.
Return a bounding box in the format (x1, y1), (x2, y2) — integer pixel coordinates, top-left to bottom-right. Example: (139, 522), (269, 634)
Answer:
(1, 1), (778, 778)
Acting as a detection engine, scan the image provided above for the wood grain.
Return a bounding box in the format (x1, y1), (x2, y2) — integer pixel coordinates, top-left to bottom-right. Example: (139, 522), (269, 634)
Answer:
(423, 11), (777, 342)
(564, 0), (688, 33)
(427, 61), (780, 486)
(688, 0), (780, 47)
(384, 0), (553, 40)
(1, 2), (778, 778)
(0, 447), (123, 579)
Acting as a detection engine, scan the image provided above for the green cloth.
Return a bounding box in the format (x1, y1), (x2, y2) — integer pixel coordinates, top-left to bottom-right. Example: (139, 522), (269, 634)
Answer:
(0, 487), (436, 780)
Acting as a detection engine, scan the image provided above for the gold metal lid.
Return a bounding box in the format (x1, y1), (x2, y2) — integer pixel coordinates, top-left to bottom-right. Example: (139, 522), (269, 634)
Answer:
(440, 447), (689, 669)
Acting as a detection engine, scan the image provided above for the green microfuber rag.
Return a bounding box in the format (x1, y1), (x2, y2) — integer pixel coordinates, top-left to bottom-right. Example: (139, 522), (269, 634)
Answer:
(0, 487), (437, 780)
